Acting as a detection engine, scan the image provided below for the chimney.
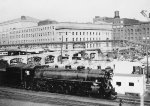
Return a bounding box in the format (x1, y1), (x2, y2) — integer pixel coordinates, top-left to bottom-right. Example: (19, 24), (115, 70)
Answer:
(149, 13), (150, 18)
(95, 16), (100, 18)
(114, 11), (120, 18)
(21, 16), (26, 20)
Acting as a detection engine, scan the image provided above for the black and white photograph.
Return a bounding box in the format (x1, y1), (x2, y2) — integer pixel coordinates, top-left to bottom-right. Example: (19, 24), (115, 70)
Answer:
(0, 0), (150, 106)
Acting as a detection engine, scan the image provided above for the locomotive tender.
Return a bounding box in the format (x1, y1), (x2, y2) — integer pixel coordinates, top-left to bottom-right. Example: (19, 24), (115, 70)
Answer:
(0, 63), (117, 100)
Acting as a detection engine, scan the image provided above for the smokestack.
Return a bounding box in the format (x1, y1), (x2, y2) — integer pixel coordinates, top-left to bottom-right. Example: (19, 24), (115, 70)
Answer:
(21, 16), (26, 20)
(114, 11), (120, 18)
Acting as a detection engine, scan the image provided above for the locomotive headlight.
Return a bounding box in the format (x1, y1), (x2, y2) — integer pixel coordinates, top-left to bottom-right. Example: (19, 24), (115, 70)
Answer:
(110, 72), (113, 76)
(95, 79), (98, 83)
(93, 79), (98, 86)
(25, 70), (30, 75)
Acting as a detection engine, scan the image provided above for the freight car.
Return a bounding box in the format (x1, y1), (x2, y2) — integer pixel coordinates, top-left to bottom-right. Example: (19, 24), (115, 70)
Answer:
(0, 63), (117, 100)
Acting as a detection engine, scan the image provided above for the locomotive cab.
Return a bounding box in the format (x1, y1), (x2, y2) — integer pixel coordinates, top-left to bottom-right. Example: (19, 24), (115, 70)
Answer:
(5, 64), (36, 88)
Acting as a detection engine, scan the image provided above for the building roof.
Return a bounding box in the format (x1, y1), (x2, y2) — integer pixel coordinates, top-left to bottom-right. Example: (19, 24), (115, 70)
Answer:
(55, 22), (112, 30)
(124, 20), (150, 26)
(93, 16), (114, 23)
(38, 19), (58, 26)
(139, 21), (150, 24)
(0, 16), (40, 26)
(122, 18), (139, 25)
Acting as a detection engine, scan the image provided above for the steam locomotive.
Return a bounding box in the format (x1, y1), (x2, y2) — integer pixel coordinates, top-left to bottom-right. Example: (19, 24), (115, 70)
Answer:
(0, 63), (117, 100)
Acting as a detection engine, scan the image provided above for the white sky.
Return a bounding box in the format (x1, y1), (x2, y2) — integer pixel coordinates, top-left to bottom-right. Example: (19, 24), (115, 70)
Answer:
(0, 0), (150, 23)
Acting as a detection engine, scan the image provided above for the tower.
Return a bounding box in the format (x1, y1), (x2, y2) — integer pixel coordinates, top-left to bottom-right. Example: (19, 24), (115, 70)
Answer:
(114, 11), (120, 18)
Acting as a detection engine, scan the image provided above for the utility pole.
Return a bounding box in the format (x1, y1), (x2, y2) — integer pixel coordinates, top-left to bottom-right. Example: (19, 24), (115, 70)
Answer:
(140, 10), (150, 84)
(60, 33), (64, 64)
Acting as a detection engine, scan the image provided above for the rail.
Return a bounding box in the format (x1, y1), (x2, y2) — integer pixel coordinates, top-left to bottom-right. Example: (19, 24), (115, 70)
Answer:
(0, 86), (150, 106)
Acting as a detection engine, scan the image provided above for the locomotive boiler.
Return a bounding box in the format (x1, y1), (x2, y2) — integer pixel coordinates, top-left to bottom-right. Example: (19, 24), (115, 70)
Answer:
(32, 66), (117, 99)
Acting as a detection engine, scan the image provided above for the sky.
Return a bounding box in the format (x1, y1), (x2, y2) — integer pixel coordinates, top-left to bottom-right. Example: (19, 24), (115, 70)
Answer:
(0, 0), (150, 23)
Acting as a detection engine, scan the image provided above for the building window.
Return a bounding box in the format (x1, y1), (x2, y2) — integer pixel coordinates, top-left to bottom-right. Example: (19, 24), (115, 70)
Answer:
(76, 38), (78, 41)
(129, 82), (134, 86)
(106, 38), (109, 47)
(72, 32), (74, 35)
(116, 82), (121, 86)
(66, 44), (68, 49)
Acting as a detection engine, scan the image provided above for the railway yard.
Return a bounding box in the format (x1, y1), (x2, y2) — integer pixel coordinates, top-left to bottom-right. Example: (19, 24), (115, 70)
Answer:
(0, 3), (150, 105)
(0, 48), (149, 106)
(0, 86), (150, 106)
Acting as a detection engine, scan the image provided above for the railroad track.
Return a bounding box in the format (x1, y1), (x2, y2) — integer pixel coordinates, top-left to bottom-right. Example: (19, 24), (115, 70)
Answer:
(0, 91), (99, 106)
(0, 86), (116, 106)
(0, 86), (150, 106)
(115, 94), (150, 106)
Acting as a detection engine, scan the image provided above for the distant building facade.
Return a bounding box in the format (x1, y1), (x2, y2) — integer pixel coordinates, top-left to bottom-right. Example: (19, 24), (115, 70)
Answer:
(0, 17), (113, 52)
(113, 11), (140, 41)
(123, 22), (150, 44)
(113, 11), (150, 45)
(55, 22), (113, 51)
(93, 11), (150, 46)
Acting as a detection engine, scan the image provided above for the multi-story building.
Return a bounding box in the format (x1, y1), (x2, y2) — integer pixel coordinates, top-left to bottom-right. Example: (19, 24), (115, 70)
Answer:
(93, 11), (150, 48)
(0, 16), (113, 52)
(123, 22), (150, 44)
(93, 11), (140, 41)
(113, 11), (140, 41)
(113, 11), (150, 46)
(55, 22), (112, 51)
